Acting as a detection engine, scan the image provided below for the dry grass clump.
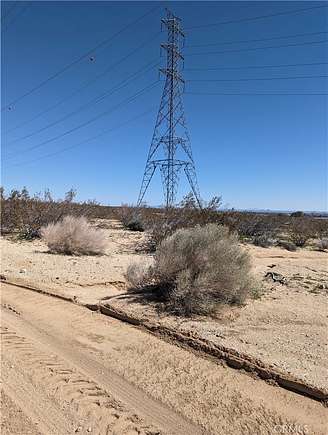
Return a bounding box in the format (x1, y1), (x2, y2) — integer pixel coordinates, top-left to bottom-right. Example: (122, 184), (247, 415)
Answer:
(41, 215), (106, 255)
(126, 224), (255, 316)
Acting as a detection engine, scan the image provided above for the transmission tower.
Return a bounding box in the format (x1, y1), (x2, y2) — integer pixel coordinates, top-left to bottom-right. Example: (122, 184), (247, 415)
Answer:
(137, 9), (201, 208)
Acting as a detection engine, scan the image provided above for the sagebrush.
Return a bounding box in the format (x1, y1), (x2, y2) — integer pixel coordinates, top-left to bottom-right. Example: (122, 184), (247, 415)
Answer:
(41, 215), (106, 255)
(126, 224), (256, 316)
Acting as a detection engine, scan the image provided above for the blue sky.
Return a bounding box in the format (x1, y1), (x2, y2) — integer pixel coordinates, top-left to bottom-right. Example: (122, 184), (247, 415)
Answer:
(1, 1), (327, 211)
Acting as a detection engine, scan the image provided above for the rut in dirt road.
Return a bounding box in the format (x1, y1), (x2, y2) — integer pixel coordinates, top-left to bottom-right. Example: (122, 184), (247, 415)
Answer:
(1, 325), (156, 435)
(1, 282), (327, 435)
(1, 300), (207, 435)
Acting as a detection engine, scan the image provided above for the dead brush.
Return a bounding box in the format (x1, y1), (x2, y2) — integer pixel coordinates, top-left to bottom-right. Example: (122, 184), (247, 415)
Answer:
(142, 194), (222, 250)
(1, 187), (97, 239)
(126, 224), (256, 316)
(41, 215), (107, 255)
(117, 204), (145, 231)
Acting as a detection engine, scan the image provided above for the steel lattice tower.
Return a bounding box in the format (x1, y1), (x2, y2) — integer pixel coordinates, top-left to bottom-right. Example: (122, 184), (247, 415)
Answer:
(137, 10), (201, 208)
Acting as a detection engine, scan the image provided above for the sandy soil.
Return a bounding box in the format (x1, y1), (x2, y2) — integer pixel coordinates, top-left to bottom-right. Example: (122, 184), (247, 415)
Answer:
(1, 282), (326, 435)
(1, 219), (327, 393)
(1, 390), (42, 435)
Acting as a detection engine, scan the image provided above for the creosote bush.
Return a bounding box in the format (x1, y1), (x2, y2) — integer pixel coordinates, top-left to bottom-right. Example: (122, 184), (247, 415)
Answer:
(41, 215), (106, 255)
(126, 224), (255, 316)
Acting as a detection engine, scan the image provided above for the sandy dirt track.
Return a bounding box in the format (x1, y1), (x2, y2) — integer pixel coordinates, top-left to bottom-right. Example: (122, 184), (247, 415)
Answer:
(2, 221), (327, 392)
(1, 282), (327, 435)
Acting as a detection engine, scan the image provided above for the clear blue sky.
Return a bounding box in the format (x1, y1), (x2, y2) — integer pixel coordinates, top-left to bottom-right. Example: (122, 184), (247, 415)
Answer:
(1, 1), (327, 211)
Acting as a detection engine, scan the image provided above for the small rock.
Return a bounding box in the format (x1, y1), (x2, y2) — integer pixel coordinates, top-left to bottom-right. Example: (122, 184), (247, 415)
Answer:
(19, 269), (27, 274)
(87, 428), (92, 433)
(75, 426), (82, 433)
(0, 274), (6, 281)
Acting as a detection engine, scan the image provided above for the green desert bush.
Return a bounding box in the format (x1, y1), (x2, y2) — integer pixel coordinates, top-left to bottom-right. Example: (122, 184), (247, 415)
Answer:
(41, 215), (106, 255)
(126, 224), (255, 316)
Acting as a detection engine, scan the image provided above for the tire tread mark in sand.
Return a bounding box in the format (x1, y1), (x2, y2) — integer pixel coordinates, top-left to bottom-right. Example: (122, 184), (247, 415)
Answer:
(1, 326), (161, 435)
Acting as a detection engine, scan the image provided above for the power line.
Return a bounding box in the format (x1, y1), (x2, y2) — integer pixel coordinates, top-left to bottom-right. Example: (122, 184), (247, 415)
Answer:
(1, 1), (31, 32)
(4, 81), (159, 160)
(1, 1), (18, 21)
(186, 39), (328, 56)
(186, 31), (328, 48)
(4, 31), (161, 134)
(185, 4), (328, 30)
(6, 60), (158, 145)
(1, 3), (161, 111)
(187, 74), (328, 82)
(185, 62), (328, 71)
(6, 106), (156, 168)
(185, 91), (327, 96)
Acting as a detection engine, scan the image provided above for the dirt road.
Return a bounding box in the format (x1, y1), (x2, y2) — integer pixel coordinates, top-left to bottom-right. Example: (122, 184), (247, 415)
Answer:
(1, 283), (326, 435)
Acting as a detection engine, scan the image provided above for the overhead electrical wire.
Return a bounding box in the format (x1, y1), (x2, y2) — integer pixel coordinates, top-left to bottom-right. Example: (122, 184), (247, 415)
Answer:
(6, 60), (158, 145)
(185, 91), (327, 96)
(1, 3), (161, 111)
(4, 80), (160, 160)
(1, 1), (19, 22)
(186, 39), (327, 56)
(185, 4), (328, 30)
(184, 61), (328, 71)
(4, 30), (162, 134)
(187, 74), (328, 82)
(1, 1), (31, 31)
(186, 31), (328, 48)
(6, 106), (156, 168)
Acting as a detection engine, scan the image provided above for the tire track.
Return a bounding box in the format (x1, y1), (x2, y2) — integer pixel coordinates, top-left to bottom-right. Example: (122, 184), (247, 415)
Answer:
(2, 282), (325, 435)
(1, 324), (161, 435)
(1, 306), (207, 435)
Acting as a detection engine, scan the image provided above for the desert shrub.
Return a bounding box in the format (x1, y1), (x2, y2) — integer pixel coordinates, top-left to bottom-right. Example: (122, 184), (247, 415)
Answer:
(1, 187), (96, 239)
(41, 215), (106, 255)
(289, 217), (317, 247)
(125, 263), (151, 290)
(290, 211), (304, 218)
(118, 204), (144, 231)
(126, 224), (255, 316)
(253, 234), (276, 248)
(316, 238), (328, 251)
(235, 214), (280, 240)
(278, 240), (297, 251)
(143, 194), (222, 250)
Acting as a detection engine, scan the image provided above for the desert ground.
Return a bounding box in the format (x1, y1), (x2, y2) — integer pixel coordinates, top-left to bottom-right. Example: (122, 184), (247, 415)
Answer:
(1, 218), (327, 434)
